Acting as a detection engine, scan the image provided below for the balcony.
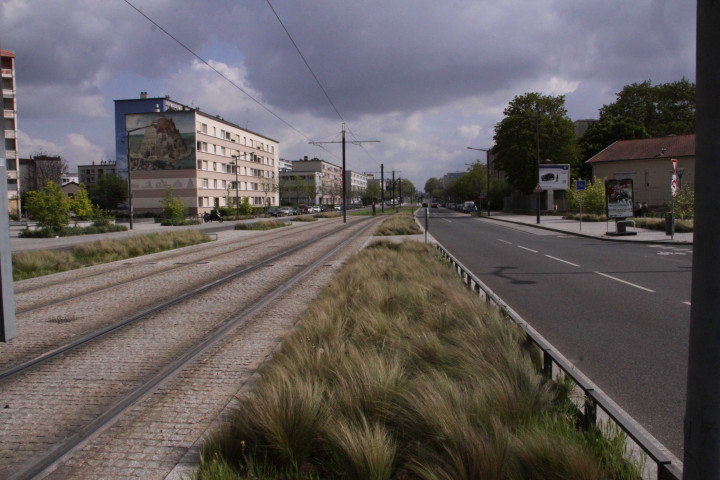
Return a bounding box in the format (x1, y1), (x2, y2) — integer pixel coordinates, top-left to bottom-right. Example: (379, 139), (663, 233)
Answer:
(1, 68), (12, 77)
(4, 110), (14, 119)
(2, 89), (13, 98)
(4, 130), (15, 138)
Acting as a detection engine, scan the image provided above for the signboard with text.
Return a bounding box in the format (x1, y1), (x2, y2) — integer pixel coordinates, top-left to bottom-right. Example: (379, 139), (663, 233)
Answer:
(538, 164), (570, 190)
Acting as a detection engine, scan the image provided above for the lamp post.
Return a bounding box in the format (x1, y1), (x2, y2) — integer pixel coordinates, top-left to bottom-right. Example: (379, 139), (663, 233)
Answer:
(467, 147), (491, 216)
(126, 123), (156, 230)
(230, 153), (242, 218)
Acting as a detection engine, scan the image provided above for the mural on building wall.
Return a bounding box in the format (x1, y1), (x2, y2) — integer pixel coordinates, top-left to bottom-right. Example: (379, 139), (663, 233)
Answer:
(126, 113), (195, 170)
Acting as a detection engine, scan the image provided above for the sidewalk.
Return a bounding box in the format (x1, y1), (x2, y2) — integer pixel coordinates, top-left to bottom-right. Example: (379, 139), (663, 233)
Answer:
(483, 212), (693, 244)
(9, 218), (237, 252)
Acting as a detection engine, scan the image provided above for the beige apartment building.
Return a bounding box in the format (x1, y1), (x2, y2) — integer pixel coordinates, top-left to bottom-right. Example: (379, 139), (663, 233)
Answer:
(121, 104), (279, 215)
(2, 49), (20, 216)
(78, 160), (117, 188)
(289, 157), (343, 205)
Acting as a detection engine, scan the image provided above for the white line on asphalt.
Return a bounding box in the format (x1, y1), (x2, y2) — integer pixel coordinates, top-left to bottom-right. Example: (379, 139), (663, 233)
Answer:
(683, 301), (692, 306)
(545, 255), (580, 267)
(518, 245), (538, 253)
(498, 239), (513, 245)
(594, 271), (655, 292)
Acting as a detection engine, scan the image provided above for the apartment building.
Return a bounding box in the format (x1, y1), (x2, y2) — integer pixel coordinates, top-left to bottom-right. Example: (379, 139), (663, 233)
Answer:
(115, 94), (279, 215)
(290, 157), (343, 205)
(344, 170), (367, 204)
(78, 161), (117, 188)
(2, 49), (19, 216)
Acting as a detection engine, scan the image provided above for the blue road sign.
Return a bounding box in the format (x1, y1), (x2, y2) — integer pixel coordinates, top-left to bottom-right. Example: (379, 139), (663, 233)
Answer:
(576, 180), (587, 191)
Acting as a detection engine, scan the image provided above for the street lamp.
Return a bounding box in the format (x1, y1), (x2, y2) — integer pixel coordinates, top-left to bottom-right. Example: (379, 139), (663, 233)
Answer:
(230, 153), (242, 218)
(467, 146), (491, 216)
(126, 122), (156, 230)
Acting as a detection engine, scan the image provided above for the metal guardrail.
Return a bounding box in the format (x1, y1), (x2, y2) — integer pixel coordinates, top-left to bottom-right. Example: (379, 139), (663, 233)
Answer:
(434, 243), (683, 480)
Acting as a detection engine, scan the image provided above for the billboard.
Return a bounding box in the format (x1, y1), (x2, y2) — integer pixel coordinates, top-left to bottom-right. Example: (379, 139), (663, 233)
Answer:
(538, 164), (570, 190)
(605, 178), (634, 219)
(126, 112), (196, 171)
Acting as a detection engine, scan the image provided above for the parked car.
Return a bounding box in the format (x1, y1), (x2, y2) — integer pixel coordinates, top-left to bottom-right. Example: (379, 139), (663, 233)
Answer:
(279, 206), (293, 216)
(298, 204), (309, 214)
(422, 202), (428, 207)
(310, 205), (321, 213)
(266, 207), (284, 217)
(334, 205), (342, 210)
(462, 201), (476, 213)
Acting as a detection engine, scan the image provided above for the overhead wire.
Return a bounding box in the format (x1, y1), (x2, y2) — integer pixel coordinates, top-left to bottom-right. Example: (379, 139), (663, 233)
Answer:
(122, 0), (315, 146)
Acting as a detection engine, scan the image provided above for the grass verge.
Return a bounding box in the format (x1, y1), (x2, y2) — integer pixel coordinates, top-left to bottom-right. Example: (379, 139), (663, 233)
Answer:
(290, 216), (318, 223)
(18, 223), (129, 238)
(234, 220), (291, 231)
(374, 212), (422, 236)
(196, 241), (642, 479)
(12, 230), (211, 281)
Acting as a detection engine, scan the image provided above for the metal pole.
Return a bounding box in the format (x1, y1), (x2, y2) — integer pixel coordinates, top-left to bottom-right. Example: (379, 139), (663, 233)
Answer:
(684, 2), (720, 478)
(0, 166), (16, 342)
(342, 124), (346, 223)
(127, 131), (133, 230)
(487, 152), (491, 216)
(535, 116), (540, 224)
(381, 164), (385, 213)
(392, 170), (396, 212)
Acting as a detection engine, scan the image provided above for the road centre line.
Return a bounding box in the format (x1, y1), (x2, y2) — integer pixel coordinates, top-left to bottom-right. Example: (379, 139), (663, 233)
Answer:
(517, 245), (538, 253)
(498, 239), (513, 245)
(683, 301), (691, 306)
(594, 271), (655, 293)
(545, 255), (580, 267)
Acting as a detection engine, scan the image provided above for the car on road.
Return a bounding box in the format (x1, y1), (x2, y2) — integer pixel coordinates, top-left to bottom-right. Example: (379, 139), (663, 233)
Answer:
(422, 202), (428, 207)
(298, 204), (309, 214)
(431, 202), (438, 208)
(279, 206), (294, 216)
(310, 205), (321, 213)
(462, 201), (476, 213)
(266, 207), (284, 217)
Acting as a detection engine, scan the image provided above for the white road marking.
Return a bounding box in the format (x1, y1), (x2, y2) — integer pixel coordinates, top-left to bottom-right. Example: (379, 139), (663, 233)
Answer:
(545, 255), (580, 267)
(498, 239), (513, 245)
(594, 271), (655, 293)
(518, 245), (538, 253)
(683, 301), (692, 306)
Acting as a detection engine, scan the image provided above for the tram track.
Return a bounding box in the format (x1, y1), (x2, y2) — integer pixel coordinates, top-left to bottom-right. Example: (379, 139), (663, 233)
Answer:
(0, 215), (379, 480)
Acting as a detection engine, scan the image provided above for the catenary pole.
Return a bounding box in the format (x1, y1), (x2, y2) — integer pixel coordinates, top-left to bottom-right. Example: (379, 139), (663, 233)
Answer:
(683, 1), (720, 478)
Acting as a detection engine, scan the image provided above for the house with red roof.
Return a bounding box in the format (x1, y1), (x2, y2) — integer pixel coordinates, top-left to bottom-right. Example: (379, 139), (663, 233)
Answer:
(586, 134), (694, 208)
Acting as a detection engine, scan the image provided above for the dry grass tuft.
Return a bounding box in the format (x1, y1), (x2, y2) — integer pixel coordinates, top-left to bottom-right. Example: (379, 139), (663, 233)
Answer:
(374, 212), (422, 236)
(198, 240), (642, 479)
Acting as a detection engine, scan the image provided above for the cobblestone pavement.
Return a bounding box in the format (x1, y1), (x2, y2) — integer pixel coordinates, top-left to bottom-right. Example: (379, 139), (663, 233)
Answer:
(1, 217), (385, 480)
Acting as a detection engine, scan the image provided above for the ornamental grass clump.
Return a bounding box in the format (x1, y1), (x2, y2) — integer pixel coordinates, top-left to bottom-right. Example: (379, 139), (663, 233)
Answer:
(374, 212), (422, 236)
(199, 241), (642, 479)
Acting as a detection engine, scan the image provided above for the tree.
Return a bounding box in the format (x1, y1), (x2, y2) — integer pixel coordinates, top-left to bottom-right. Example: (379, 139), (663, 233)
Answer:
(161, 185), (187, 225)
(579, 78), (696, 163)
(424, 178), (441, 196)
(671, 184), (694, 220)
(599, 78), (695, 138)
(567, 177), (607, 215)
(70, 184), (94, 220)
(23, 181), (70, 232)
(493, 93), (581, 193)
(362, 180), (382, 205)
(88, 174), (128, 210)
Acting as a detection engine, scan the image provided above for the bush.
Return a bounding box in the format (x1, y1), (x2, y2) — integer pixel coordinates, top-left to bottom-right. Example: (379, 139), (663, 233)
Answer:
(161, 185), (187, 225)
(567, 178), (606, 216)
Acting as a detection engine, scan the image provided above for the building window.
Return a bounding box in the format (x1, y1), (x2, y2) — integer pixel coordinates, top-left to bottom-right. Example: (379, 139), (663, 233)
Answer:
(202, 178), (208, 189)
(198, 197), (204, 207)
(201, 123), (207, 134)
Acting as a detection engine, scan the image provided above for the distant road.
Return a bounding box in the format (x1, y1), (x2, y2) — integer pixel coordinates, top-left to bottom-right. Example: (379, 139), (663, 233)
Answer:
(428, 209), (692, 459)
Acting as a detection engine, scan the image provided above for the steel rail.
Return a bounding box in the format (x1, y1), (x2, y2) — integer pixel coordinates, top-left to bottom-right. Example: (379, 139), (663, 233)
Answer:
(0, 217), (371, 382)
(8, 215), (378, 480)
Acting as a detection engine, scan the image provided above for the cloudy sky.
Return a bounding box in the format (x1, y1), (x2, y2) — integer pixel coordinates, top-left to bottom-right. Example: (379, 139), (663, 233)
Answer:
(1, 0), (695, 190)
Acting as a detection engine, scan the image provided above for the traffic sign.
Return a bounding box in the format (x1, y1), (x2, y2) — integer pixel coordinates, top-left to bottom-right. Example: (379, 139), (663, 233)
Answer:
(671, 179), (678, 197)
(576, 180), (586, 191)
(533, 184), (543, 193)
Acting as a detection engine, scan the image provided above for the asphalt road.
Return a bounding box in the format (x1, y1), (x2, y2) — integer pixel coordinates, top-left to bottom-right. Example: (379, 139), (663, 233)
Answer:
(427, 209), (692, 460)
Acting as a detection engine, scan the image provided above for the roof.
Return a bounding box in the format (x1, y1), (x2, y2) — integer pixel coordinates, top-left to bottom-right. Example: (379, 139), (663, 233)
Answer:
(587, 134), (695, 164)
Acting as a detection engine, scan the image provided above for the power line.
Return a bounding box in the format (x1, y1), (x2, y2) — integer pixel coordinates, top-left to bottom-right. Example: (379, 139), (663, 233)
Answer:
(123, 0), (311, 142)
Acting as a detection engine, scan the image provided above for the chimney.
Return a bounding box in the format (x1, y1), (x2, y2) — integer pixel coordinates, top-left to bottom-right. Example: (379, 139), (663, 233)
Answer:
(140, 91), (148, 99)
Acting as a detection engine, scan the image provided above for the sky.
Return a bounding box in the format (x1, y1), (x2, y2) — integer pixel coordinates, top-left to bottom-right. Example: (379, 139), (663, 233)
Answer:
(0, 0), (696, 191)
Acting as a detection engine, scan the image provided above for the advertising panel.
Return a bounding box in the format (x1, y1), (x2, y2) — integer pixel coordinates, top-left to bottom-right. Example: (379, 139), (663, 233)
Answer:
(605, 178), (634, 219)
(538, 164), (570, 190)
(126, 112), (196, 171)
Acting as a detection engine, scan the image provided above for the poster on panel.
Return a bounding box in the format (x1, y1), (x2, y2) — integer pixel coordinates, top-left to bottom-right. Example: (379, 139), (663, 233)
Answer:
(538, 164), (570, 190)
(126, 112), (196, 171)
(605, 178), (634, 219)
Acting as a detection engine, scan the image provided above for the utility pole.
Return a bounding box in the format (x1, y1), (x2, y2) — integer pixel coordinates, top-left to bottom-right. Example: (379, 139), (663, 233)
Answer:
(683, 1), (720, 478)
(381, 164), (384, 213)
(392, 170), (396, 212)
(310, 123), (379, 223)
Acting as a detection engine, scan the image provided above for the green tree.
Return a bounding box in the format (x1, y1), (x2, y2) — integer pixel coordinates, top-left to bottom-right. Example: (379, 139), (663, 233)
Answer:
(567, 178), (607, 215)
(70, 184), (94, 220)
(24, 181), (70, 232)
(493, 93), (581, 193)
(599, 78), (695, 137)
(424, 177), (441, 196)
(88, 174), (128, 211)
(671, 184), (694, 220)
(161, 185), (187, 225)
(362, 180), (382, 205)
(238, 197), (253, 215)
